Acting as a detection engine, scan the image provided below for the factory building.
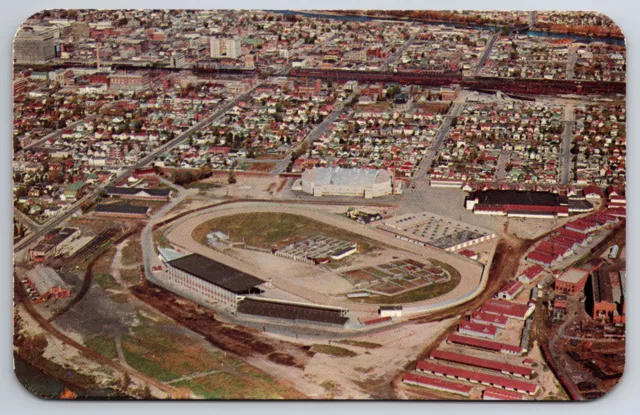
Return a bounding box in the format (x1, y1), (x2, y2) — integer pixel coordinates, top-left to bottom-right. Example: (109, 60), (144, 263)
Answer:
(298, 167), (393, 199)
(24, 266), (71, 301)
(586, 270), (625, 324)
(554, 268), (590, 296)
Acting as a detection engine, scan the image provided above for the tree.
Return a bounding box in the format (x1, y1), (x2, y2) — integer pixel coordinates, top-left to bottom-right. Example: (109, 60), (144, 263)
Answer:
(227, 170), (237, 185)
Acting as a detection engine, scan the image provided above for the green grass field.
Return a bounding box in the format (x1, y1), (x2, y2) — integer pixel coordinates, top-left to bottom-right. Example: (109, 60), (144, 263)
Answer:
(192, 212), (378, 252)
(93, 273), (121, 291)
(84, 334), (118, 360)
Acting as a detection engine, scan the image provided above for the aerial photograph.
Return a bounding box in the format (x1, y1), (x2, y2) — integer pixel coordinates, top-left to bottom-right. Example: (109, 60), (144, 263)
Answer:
(12, 9), (625, 401)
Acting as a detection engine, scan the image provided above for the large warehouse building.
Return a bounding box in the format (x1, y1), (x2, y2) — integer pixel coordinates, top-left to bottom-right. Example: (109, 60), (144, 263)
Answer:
(298, 167), (393, 198)
(465, 190), (569, 218)
(164, 253), (266, 310)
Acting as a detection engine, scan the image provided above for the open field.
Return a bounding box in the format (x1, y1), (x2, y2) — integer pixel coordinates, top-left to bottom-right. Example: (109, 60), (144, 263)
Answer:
(84, 334), (118, 360)
(192, 212), (378, 252)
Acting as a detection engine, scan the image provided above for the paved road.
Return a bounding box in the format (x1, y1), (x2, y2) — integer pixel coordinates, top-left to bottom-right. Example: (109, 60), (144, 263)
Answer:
(412, 101), (464, 183)
(380, 31), (417, 72)
(566, 44), (579, 81)
(474, 33), (499, 76)
(14, 86), (262, 253)
(270, 89), (359, 175)
(13, 207), (42, 233)
(495, 150), (510, 182)
(560, 103), (576, 185)
(19, 115), (99, 153)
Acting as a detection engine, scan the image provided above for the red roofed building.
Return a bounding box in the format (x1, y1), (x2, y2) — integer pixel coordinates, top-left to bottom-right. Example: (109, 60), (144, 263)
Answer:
(483, 387), (526, 400)
(497, 280), (525, 300)
(416, 361), (539, 395)
(447, 333), (524, 355)
(555, 268), (590, 295)
(526, 250), (555, 267)
(471, 311), (508, 328)
(458, 321), (498, 339)
(430, 350), (534, 378)
(582, 185), (604, 200)
(402, 373), (472, 397)
(482, 299), (534, 320)
(518, 265), (545, 284)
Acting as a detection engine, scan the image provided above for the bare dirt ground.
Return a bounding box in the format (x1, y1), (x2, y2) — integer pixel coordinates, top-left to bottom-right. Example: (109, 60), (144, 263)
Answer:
(249, 317), (458, 399)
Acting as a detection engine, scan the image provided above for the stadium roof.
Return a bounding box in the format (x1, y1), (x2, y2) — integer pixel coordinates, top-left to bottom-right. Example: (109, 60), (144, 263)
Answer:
(167, 254), (265, 294)
(305, 167), (390, 187)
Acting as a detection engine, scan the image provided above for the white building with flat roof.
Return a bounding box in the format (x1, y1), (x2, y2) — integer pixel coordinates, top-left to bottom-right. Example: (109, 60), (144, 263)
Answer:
(210, 37), (242, 59)
(299, 167), (392, 199)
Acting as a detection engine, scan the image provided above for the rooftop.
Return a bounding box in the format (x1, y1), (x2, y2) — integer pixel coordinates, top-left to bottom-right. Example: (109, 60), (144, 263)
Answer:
(167, 253), (265, 294)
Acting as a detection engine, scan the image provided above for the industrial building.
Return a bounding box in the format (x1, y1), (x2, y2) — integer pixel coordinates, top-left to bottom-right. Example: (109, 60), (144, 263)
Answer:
(164, 253), (266, 310)
(465, 190), (569, 218)
(586, 269), (625, 324)
(108, 72), (151, 92)
(14, 27), (57, 65)
(554, 268), (590, 296)
(24, 266), (71, 301)
(298, 167), (393, 198)
(28, 228), (79, 262)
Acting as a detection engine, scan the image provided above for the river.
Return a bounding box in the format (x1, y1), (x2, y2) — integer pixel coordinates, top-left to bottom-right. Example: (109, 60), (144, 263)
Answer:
(14, 355), (128, 400)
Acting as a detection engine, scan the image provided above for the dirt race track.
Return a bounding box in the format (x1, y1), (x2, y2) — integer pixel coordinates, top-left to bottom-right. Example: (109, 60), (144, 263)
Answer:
(164, 202), (487, 316)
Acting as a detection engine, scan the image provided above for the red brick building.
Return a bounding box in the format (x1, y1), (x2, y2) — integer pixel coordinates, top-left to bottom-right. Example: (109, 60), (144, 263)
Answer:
(555, 268), (590, 295)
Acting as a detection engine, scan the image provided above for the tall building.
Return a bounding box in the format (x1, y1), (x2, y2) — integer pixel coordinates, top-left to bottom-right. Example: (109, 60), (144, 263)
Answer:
(210, 37), (242, 59)
(14, 28), (56, 65)
(170, 52), (186, 68)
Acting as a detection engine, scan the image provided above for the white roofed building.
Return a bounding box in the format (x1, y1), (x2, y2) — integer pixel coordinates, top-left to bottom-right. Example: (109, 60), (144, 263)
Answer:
(300, 167), (392, 199)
